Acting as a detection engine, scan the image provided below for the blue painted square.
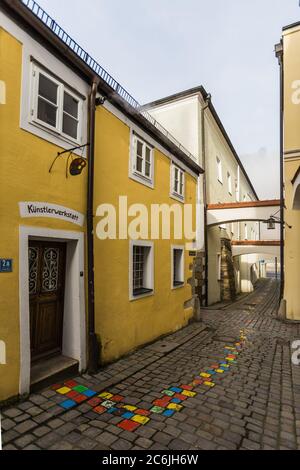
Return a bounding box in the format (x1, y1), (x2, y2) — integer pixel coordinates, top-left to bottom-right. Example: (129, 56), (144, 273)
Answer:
(170, 387), (182, 393)
(83, 389), (97, 397)
(220, 367), (229, 371)
(107, 407), (118, 414)
(163, 409), (175, 417)
(122, 411), (134, 419)
(171, 398), (181, 404)
(60, 399), (76, 409)
(206, 370), (216, 375)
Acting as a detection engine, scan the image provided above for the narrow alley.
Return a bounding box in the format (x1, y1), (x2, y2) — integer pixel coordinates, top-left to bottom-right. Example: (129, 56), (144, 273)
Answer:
(2, 279), (300, 451)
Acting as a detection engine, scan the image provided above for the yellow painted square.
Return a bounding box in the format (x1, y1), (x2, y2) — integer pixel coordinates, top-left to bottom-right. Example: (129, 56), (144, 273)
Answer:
(123, 405), (137, 411)
(182, 390), (196, 397)
(98, 392), (113, 399)
(204, 381), (215, 387)
(167, 403), (183, 411)
(200, 372), (210, 378)
(226, 357), (234, 361)
(216, 369), (224, 373)
(131, 415), (150, 425)
(56, 386), (71, 395)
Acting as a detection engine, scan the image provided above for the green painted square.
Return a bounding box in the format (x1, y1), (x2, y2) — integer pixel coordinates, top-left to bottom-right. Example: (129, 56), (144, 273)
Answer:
(162, 390), (174, 397)
(73, 385), (88, 393)
(150, 406), (164, 414)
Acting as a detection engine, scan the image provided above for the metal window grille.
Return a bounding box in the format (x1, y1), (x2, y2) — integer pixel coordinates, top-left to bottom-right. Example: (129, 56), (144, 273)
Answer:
(133, 246), (145, 291)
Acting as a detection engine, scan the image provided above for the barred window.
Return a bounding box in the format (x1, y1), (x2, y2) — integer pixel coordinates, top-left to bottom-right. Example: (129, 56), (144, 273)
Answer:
(131, 242), (154, 298)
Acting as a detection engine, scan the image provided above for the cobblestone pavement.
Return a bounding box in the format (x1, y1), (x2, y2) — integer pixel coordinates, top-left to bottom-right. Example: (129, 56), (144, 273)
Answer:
(2, 279), (300, 450)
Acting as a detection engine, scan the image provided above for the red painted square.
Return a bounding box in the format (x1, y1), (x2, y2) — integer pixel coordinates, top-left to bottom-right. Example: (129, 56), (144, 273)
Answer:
(93, 405), (106, 414)
(51, 384), (62, 391)
(211, 364), (219, 369)
(181, 385), (193, 391)
(153, 397), (171, 407)
(192, 380), (203, 386)
(64, 380), (78, 388)
(117, 419), (140, 432)
(227, 354), (236, 359)
(110, 395), (124, 402)
(174, 393), (188, 401)
(66, 390), (80, 399)
(73, 394), (87, 403)
(87, 397), (102, 407)
(135, 409), (151, 416)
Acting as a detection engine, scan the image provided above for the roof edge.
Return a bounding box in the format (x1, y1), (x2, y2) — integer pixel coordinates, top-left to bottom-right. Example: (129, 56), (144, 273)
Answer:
(144, 87), (259, 200)
(0, 0), (203, 176)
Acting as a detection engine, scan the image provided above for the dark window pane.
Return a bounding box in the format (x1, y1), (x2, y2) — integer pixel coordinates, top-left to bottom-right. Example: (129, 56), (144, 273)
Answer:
(136, 155), (143, 173)
(63, 92), (78, 118)
(37, 97), (57, 127)
(63, 113), (78, 139)
(137, 140), (143, 157)
(38, 74), (58, 104)
(145, 161), (151, 177)
(145, 146), (151, 162)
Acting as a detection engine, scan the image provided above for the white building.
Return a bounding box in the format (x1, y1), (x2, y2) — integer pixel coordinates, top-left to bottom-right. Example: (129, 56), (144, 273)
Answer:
(144, 86), (264, 305)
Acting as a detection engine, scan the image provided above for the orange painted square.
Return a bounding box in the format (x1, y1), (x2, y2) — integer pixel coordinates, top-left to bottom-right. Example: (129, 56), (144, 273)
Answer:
(110, 395), (124, 402)
(181, 385), (193, 391)
(117, 419), (140, 432)
(73, 394), (87, 403)
(66, 390), (79, 399)
(93, 405), (106, 414)
(135, 409), (151, 416)
(174, 393), (188, 401)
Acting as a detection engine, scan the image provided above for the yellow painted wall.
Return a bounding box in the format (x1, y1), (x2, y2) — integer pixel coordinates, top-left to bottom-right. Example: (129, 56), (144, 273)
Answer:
(283, 26), (300, 320)
(283, 159), (300, 320)
(93, 106), (197, 363)
(0, 29), (87, 401)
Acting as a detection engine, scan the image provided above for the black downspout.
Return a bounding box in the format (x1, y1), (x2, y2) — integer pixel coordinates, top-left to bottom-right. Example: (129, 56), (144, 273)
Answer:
(201, 95), (211, 307)
(87, 81), (100, 373)
(276, 41), (285, 301)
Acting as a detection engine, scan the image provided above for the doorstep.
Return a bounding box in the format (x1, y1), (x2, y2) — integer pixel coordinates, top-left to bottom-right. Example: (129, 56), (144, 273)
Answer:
(30, 355), (79, 393)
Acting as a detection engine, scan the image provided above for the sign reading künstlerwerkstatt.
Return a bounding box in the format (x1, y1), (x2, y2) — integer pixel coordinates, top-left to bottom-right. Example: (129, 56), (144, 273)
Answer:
(18, 202), (84, 226)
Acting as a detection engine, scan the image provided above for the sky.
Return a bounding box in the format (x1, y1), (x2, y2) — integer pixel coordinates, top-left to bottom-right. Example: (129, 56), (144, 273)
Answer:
(37, 0), (300, 199)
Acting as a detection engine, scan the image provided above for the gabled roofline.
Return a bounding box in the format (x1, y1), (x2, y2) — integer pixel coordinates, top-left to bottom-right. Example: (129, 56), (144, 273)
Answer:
(144, 86), (259, 200)
(0, 0), (203, 175)
(283, 20), (300, 31)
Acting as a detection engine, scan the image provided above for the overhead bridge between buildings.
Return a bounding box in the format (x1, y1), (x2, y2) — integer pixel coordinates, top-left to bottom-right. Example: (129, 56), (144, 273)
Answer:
(231, 240), (281, 257)
(207, 199), (280, 226)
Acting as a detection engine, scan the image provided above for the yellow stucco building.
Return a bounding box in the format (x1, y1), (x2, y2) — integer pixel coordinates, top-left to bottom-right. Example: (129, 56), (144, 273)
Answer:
(0, 1), (201, 403)
(277, 21), (300, 320)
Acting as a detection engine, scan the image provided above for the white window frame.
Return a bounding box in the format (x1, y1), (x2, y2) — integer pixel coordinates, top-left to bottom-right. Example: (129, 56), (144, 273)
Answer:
(129, 240), (154, 300)
(217, 253), (221, 281)
(216, 157), (223, 184)
(171, 245), (185, 289)
(227, 172), (232, 195)
(129, 131), (154, 188)
(30, 62), (83, 145)
(244, 223), (248, 240)
(170, 163), (185, 202)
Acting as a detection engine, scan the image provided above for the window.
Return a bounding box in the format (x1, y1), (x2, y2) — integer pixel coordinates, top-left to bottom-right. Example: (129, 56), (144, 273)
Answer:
(227, 172), (232, 195)
(216, 157), (223, 183)
(130, 133), (153, 186)
(244, 223), (248, 240)
(171, 164), (185, 201)
(231, 223), (234, 235)
(31, 63), (82, 143)
(171, 246), (184, 288)
(130, 241), (154, 299)
(217, 254), (221, 281)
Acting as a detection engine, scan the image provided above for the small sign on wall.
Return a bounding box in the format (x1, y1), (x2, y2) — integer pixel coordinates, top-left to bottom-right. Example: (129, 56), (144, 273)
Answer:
(0, 259), (13, 273)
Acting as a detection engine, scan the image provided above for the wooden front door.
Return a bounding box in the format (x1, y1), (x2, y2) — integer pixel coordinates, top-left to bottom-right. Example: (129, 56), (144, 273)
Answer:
(29, 241), (66, 362)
